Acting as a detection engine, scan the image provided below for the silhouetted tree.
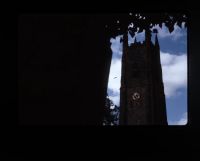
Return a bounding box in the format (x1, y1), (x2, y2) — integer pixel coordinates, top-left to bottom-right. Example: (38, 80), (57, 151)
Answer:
(103, 95), (120, 125)
(104, 13), (187, 39)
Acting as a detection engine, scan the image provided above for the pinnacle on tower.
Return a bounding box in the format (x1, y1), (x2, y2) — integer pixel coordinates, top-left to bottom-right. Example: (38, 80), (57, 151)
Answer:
(155, 34), (160, 48)
(145, 29), (152, 45)
(134, 37), (137, 43)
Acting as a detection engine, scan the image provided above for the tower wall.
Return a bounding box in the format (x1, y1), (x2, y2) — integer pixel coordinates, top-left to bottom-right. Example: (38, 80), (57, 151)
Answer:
(119, 33), (168, 125)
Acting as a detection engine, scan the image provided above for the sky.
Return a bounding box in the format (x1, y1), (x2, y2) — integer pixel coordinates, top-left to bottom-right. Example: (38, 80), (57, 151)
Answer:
(107, 22), (187, 125)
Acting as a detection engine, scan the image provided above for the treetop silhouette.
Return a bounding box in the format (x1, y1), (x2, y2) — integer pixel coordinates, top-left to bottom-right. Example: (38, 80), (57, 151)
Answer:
(104, 13), (187, 38)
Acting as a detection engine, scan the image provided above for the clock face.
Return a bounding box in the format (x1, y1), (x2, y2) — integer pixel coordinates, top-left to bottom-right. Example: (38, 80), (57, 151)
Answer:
(132, 92), (140, 101)
(127, 88), (144, 109)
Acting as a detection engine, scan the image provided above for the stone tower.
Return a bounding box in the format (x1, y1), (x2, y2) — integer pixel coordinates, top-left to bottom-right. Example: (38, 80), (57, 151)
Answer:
(119, 30), (168, 125)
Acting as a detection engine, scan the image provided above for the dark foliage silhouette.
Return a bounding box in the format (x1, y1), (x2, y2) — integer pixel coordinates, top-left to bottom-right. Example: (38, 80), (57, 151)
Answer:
(103, 95), (120, 125)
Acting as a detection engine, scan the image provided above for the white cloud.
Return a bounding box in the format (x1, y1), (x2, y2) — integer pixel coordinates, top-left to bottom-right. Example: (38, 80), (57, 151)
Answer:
(128, 31), (145, 44)
(168, 112), (188, 125)
(152, 23), (187, 41)
(107, 32), (187, 104)
(108, 57), (121, 91)
(107, 36), (123, 106)
(110, 36), (123, 57)
(107, 50), (187, 102)
(177, 112), (188, 125)
(160, 52), (187, 98)
(107, 57), (121, 106)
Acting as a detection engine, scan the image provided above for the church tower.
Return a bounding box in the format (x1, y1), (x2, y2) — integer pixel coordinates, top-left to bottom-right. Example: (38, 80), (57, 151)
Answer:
(119, 30), (168, 125)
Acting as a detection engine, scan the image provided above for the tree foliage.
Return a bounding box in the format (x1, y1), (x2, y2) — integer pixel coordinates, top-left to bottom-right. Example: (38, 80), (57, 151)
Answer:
(103, 96), (120, 125)
(104, 13), (188, 38)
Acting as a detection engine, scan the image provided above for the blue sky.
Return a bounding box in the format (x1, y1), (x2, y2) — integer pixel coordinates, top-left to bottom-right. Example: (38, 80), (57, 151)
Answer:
(107, 22), (187, 125)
